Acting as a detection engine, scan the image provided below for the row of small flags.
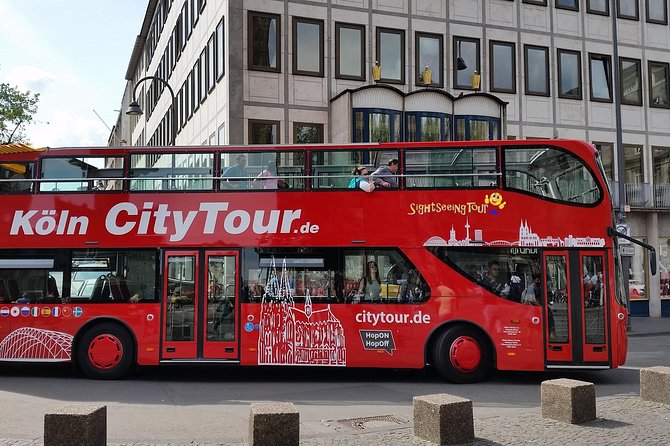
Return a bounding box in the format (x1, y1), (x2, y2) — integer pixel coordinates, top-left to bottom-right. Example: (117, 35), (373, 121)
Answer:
(0, 306), (83, 318)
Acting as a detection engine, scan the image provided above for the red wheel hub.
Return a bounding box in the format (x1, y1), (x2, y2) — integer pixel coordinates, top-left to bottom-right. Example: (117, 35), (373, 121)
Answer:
(87, 334), (123, 370)
(449, 335), (481, 373)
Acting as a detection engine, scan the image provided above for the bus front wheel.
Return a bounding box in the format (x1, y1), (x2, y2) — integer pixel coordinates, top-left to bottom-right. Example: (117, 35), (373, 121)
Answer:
(432, 325), (491, 384)
(77, 323), (135, 379)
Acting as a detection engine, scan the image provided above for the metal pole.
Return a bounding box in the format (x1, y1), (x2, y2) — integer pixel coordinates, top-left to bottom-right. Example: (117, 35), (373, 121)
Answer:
(130, 75), (177, 146)
(610, 1), (631, 328)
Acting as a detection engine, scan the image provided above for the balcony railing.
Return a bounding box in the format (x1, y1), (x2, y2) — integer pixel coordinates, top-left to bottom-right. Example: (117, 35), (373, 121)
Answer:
(655, 184), (670, 208)
(608, 181), (670, 209)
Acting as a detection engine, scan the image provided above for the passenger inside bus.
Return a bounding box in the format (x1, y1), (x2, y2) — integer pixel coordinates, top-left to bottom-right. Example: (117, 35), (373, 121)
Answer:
(371, 158), (399, 188)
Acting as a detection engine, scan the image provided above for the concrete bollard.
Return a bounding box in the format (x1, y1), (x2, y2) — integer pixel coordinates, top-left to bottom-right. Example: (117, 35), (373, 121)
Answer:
(541, 378), (595, 424)
(248, 402), (299, 446)
(44, 404), (106, 446)
(640, 366), (670, 404)
(413, 393), (474, 445)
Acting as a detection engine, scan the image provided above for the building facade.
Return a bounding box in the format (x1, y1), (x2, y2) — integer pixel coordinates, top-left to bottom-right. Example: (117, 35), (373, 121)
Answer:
(115, 0), (670, 316)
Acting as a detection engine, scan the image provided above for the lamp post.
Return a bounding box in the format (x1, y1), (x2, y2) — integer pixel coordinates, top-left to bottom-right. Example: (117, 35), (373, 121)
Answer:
(126, 75), (177, 146)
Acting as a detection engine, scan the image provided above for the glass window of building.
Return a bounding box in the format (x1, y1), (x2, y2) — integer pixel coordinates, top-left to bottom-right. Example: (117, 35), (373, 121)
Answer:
(523, 0), (547, 5)
(454, 37), (480, 90)
(624, 144), (644, 184)
(589, 54), (613, 102)
(249, 120), (280, 144)
(416, 32), (443, 87)
(193, 59), (201, 112)
(199, 48), (207, 103)
(216, 17), (225, 80)
(207, 33), (216, 92)
(248, 11), (280, 72)
(294, 123), (324, 144)
(649, 61), (670, 108)
(335, 23), (365, 80)
(524, 45), (550, 96)
(376, 28), (405, 84)
(653, 146), (670, 206)
(594, 142), (615, 181)
(556, 0), (578, 10)
(217, 123), (225, 144)
(292, 17), (324, 77)
(620, 58), (642, 106)
(647, 0), (668, 24)
(558, 49), (582, 99)
(406, 113), (451, 142)
(587, 0), (609, 14)
(490, 41), (516, 93)
(353, 110), (401, 143)
(618, 0), (639, 19)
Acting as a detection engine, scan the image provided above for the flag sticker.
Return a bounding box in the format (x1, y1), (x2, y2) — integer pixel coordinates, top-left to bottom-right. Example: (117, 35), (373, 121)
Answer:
(31, 307), (39, 317)
(41, 307), (51, 317)
(0, 307), (9, 317)
(62, 307), (72, 317)
(51, 307), (60, 317)
(20, 307), (30, 317)
(73, 307), (83, 317)
(10, 307), (19, 317)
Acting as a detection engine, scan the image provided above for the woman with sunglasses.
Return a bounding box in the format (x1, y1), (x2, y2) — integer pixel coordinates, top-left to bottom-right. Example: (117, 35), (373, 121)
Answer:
(347, 166), (376, 192)
(357, 260), (382, 302)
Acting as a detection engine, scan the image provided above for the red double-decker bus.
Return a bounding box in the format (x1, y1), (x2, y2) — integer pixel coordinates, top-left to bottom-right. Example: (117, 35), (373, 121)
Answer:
(0, 140), (646, 382)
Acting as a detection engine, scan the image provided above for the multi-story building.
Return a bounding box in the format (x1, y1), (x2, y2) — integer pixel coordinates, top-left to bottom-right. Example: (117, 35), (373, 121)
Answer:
(114, 0), (670, 317)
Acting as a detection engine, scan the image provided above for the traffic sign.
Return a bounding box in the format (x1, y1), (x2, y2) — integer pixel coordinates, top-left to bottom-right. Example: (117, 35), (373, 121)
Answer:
(616, 223), (631, 245)
(619, 245), (635, 256)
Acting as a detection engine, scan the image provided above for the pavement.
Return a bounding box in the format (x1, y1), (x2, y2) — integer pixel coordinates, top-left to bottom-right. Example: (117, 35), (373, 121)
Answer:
(1, 316), (668, 446)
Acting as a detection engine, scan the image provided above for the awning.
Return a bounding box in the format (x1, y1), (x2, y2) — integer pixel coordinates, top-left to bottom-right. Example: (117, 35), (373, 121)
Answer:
(0, 143), (45, 174)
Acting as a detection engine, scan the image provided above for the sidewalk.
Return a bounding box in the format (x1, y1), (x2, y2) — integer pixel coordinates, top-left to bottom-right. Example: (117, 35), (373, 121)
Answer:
(628, 315), (670, 337)
(2, 395), (667, 445)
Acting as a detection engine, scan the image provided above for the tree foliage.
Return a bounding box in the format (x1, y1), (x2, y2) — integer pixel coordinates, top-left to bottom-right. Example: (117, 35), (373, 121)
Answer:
(0, 82), (40, 144)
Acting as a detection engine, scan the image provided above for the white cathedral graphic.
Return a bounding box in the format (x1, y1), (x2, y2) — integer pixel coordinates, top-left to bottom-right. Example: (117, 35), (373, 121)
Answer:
(424, 219), (605, 248)
(257, 259), (346, 366)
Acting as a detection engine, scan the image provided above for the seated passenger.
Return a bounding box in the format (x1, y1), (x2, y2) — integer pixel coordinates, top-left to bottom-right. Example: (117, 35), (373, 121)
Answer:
(348, 166), (375, 193)
(254, 161), (278, 189)
(371, 158), (399, 188)
(222, 154), (248, 188)
(357, 260), (382, 302)
(480, 260), (506, 294)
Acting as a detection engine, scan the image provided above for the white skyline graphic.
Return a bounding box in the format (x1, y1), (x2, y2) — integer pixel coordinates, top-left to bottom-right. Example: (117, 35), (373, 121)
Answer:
(424, 219), (605, 248)
(0, 327), (73, 361)
(257, 258), (346, 366)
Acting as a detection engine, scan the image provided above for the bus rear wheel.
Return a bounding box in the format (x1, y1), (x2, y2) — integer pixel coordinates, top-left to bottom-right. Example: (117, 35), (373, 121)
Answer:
(77, 323), (135, 380)
(432, 325), (491, 384)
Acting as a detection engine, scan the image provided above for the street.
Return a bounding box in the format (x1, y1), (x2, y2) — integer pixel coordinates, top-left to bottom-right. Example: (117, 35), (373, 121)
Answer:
(0, 334), (668, 444)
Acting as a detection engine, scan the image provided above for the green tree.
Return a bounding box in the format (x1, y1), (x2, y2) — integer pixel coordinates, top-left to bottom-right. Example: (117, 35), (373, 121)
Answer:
(0, 82), (40, 144)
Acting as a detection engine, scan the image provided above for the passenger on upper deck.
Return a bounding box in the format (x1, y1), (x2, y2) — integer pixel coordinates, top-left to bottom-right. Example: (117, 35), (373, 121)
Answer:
(371, 158), (399, 188)
(254, 161), (278, 189)
(348, 166), (375, 192)
(222, 154), (248, 188)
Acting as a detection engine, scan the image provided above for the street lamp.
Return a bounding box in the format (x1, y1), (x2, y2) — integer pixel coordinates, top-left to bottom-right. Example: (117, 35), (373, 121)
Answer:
(126, 75), (177, 146)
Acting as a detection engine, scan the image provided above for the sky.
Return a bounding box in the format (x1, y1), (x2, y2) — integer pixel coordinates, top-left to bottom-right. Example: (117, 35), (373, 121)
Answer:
(0, 0), (148, 148)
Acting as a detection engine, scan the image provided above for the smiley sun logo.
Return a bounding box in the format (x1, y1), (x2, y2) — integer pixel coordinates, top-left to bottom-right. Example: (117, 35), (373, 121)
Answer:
(485, 193), (506, 214)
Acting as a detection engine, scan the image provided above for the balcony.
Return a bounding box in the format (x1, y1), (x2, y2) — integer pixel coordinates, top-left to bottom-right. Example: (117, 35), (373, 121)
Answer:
(655, 184), (670, 208)
(607, 181), (669, 209)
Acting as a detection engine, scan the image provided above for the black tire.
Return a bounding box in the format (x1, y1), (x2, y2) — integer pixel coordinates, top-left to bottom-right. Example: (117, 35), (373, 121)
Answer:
(431, 325), (491, 384)
(77, 322), (135, 379)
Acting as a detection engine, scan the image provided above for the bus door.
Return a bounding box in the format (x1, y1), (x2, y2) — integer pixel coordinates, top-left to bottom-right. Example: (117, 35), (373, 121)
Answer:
(161, 250), (239, 360)
(543, 251), (609, 366)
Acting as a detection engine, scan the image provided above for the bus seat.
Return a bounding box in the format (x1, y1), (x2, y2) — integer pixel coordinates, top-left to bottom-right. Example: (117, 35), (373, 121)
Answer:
(0, 279), (8, 303)
(47, 275), (60, 300)
(109, 274), (131, 301)
(90, 275), (110, 300)
(6, 279), (20, 300)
